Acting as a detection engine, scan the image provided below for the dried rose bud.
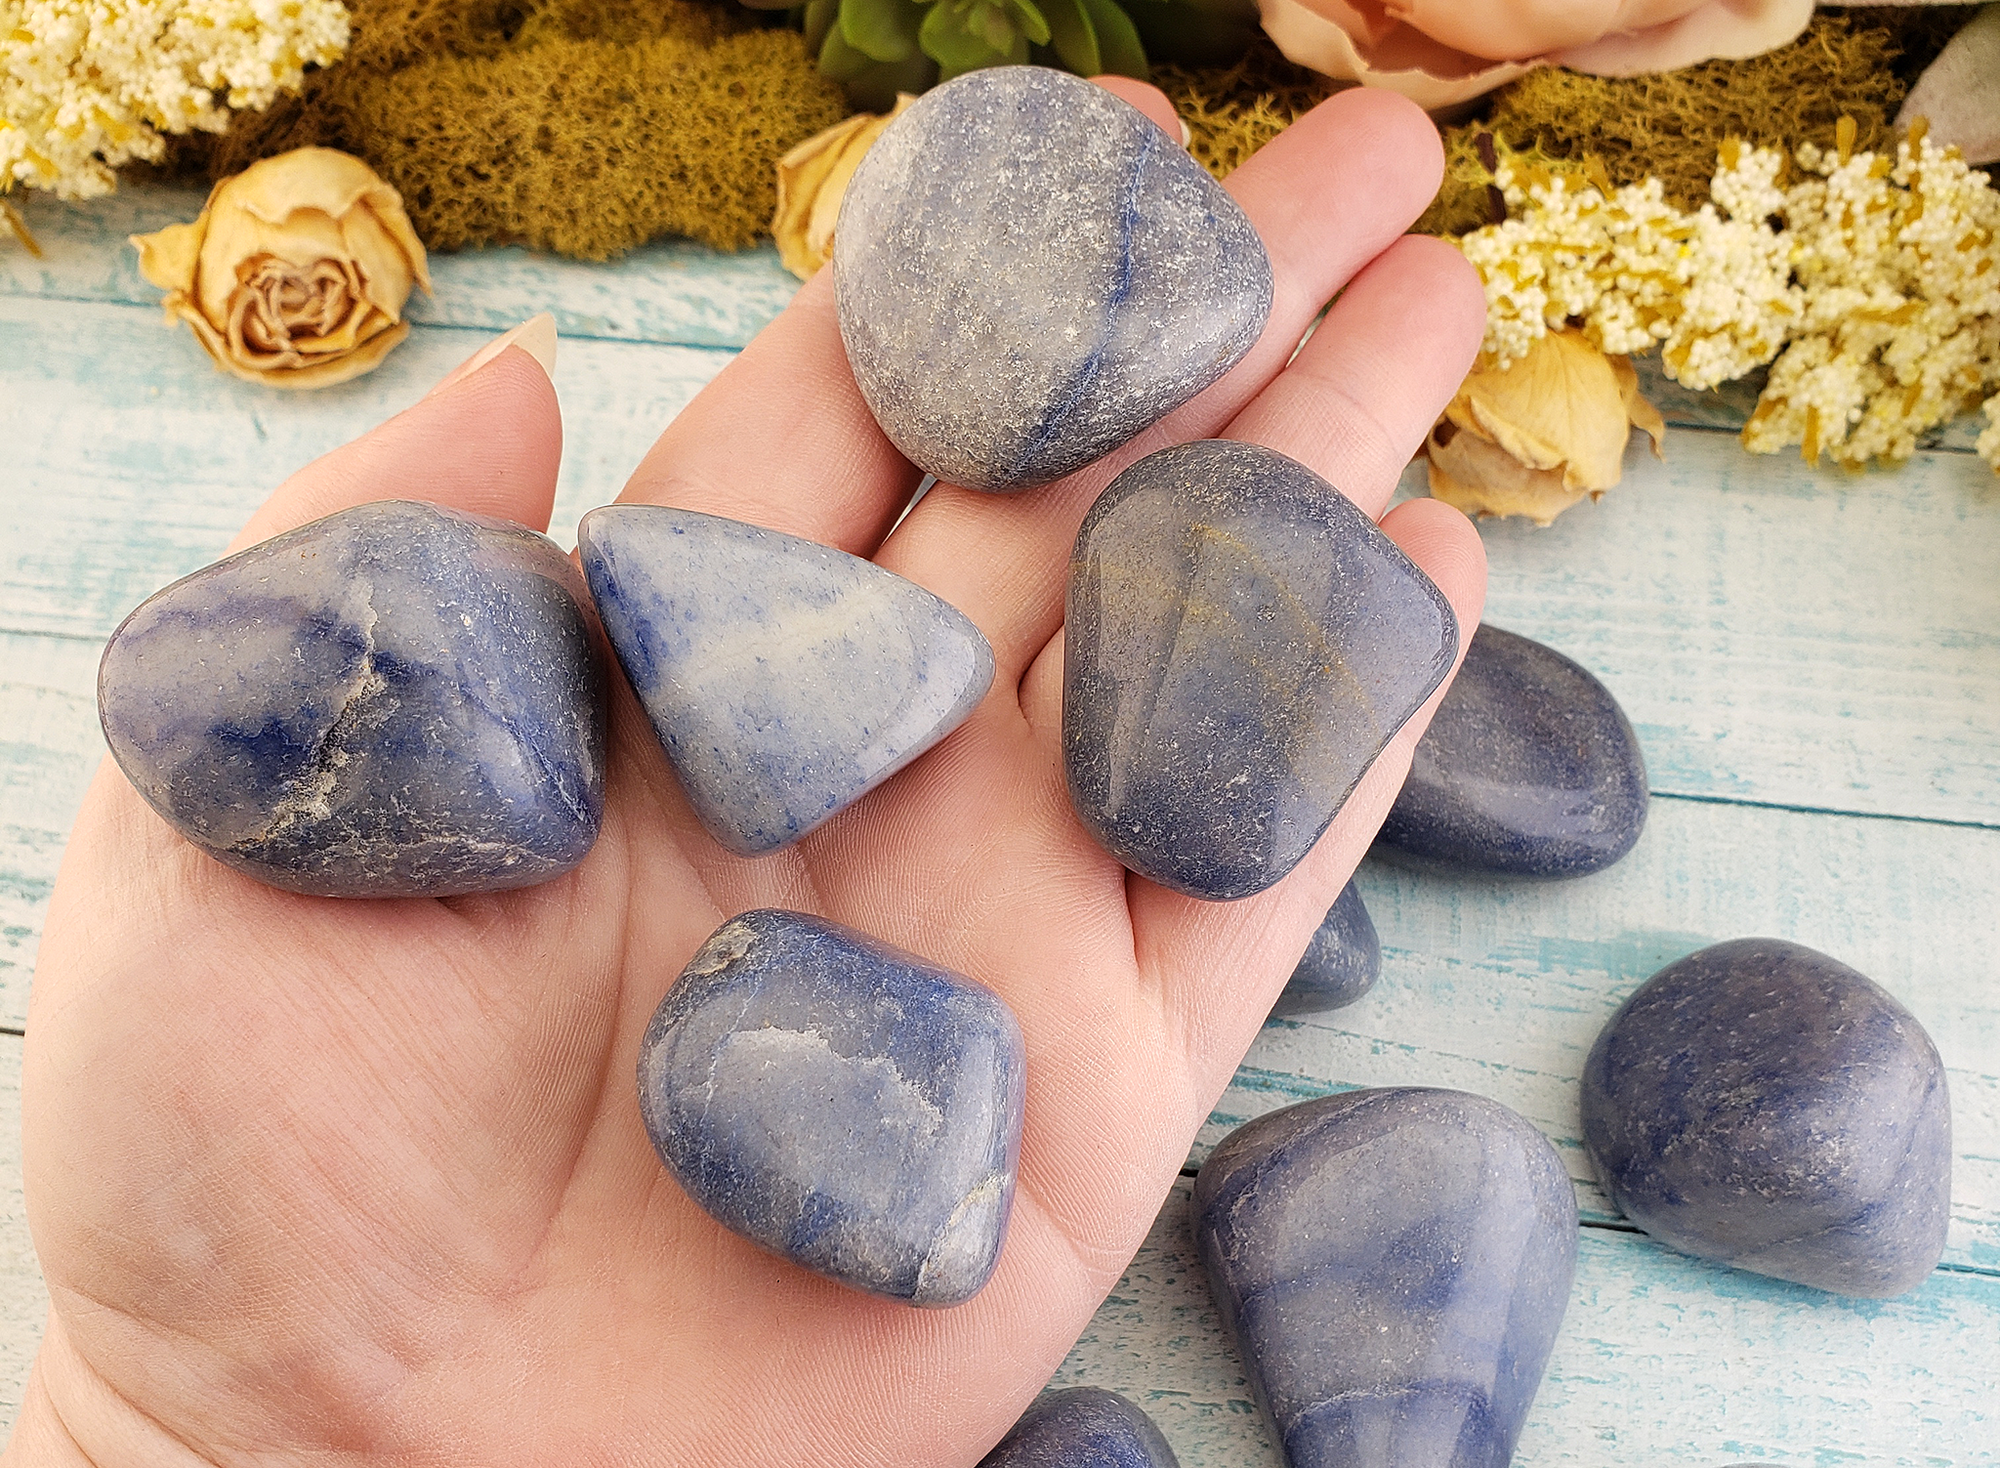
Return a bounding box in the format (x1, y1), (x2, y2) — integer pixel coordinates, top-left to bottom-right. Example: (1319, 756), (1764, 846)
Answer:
(1425, 330), (1666, 526)
(772, 95), (916, 281)
(131, 148), (430, 390)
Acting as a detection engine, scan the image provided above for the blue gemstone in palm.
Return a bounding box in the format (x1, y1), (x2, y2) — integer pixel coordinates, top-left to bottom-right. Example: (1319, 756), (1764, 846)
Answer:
(980, 1388), (1181, 1468)
(578, 505), (993, 855)
(1194, 1088), (1577, 1468)
(1375, 625), (1648, 878)
(1064, 441), (1458, 901)
(638, 909), (1026, 1307)
(1582, 938), (1950, 1298)
(97, 500), (604, 897)
(835, 67), (1272, 492)
(1271, 880), (1380, 1018)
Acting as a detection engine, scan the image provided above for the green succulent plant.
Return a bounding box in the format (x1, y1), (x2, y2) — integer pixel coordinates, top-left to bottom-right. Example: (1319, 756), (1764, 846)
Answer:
(793, 0), (1257, 111)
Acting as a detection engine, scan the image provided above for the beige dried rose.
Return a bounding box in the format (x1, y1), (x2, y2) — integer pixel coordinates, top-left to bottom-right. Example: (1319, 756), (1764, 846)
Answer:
(773, 95), (916, 281)
(1425, 330), (1666, 527)
(131, 148), (430, 389)
(1258, 0), (1816, 111)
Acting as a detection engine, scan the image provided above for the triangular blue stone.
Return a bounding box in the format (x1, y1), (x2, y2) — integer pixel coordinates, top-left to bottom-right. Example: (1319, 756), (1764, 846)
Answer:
(579, 507), (994, 854)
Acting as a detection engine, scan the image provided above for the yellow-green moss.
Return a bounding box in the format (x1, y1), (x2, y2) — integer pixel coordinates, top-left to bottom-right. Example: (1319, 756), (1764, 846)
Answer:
(175, 0), (848, 257)
(1152, 44), (1333, 182)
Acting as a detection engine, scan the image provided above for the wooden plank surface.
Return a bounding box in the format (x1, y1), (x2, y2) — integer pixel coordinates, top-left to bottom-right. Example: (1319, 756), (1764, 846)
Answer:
(2, 181), (1996, 1461)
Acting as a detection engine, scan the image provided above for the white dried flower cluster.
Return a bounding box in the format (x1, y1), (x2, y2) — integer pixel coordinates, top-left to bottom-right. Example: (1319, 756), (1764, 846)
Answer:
(1454, 144), (1801, 391)
(2, 0), (350, 200)
(1744, 126), (2000, 470)
(1981, 397), (2000, 469)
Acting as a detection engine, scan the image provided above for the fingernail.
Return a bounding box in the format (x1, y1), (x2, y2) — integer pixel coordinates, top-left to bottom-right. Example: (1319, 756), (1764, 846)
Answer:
(429, 312), (558, 397)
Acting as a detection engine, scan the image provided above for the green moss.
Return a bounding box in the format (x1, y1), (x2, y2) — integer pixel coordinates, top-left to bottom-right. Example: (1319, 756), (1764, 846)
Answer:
(173, 0), (848, 257)
(1151, 43), (1333, 182)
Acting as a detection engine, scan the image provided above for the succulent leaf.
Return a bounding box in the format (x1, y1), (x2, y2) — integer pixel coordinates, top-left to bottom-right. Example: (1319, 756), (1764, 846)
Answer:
(1043, 0), (1102, 75)
(840, 0), (923, 61)
(1078, 0), (1147, 77)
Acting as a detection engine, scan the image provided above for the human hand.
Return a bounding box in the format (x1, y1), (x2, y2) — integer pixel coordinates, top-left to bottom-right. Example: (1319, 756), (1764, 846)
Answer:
(10, 82), (1487, 1467)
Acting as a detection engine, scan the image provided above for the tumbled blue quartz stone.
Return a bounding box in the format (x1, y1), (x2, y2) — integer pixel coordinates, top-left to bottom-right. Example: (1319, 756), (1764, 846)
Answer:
(578, 505), (993, 855)
(1270, 880), (1380, 1018)
(834, 66), (1272, 493)
(1582, 938), (1951, 1298)
(980, 1388), (1181, 1468)
(1194, 1089), (1577, 1468)
(97, 500), (604, 898)
(638, 908), (1026, 1306)
(1064, 441), (1458, 901)
(1374, 624), (1648, 878)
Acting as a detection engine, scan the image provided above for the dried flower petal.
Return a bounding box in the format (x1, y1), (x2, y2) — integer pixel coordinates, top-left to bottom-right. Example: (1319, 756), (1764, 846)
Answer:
(1427, 330), (1664, 526)
(131, 147), (428, 389)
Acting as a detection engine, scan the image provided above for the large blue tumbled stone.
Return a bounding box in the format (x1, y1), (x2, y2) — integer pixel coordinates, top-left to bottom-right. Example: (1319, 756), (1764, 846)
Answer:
(97, 500), (604, 898)
(1194, 1088), (1577, 1468)
(578, 506), (993, 855)
(1064, 441), (1458, 901)
(834, 67), (1273, 493)
(1374, 625), (1648, 878)
(1270, 880), (1380, 1019)
(638, 909), (1026, 1306)
(1581, 938), (1951, 1298)
(980, 1388), (1181, 1468)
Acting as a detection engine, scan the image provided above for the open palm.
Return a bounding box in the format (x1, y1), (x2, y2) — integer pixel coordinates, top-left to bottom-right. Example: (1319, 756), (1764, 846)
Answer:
(13, 84), (1488, 1467)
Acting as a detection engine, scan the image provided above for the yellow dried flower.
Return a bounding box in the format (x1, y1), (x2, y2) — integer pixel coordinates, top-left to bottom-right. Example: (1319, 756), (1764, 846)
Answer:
(1453, 146), (1800, 390)
(1425, 330), (1665, 526)
(1743, 123), (2000, 471)
(2, 0), (350, 199)
(1978, 395), (2000, 473)
(131, 148), (429, 390)
(773, 94), (914, 281)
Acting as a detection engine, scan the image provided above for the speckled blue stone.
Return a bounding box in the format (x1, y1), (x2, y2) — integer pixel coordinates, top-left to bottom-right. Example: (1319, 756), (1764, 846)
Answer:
(638, 909), (1026, 1306)
(1374, 624), (1647, 878)
(1582, 938), (1951, 1298)
(1064, 441), (1458, 901)
(980, 1388), (1182, 1468)
(834, 67), (1272, 493)
(97, 500), (604, 898)
(1194, 1089), (1577, 1468)
(578, 506), (993, 855)
(1271, 880), (1380, 1018)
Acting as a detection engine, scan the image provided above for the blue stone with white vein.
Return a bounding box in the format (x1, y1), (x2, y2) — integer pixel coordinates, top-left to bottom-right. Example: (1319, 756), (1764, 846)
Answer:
(834, 66), (1272, 492)
(97, 499), (604, 897)
(1194, 1089), (1577, 1468)
(1271, 880), (1380, 1018)
(638, 908), (1026, 1306)
(980, 1388), (1182, 1468)
(1582, 938), (1951, 1298)
(578, 505), (993, 854)
(1064, 441), (1458, 901)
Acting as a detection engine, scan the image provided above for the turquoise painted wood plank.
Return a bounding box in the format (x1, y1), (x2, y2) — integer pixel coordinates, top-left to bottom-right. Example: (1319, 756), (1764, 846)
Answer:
(6, 186), (1992, 454)
(1, 183), (799, 352)
(14, 284), (1996, 829)
(0, 633), (101, 1029)
(1400, 423), (2000, 828)
(1056, 1178), (2000, 1467)
(1198, 795), (2000, 1273)
(0, 295), (729, 643)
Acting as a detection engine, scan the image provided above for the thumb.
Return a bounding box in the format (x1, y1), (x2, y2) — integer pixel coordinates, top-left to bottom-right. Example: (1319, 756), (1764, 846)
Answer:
(227, 314), (565, 552)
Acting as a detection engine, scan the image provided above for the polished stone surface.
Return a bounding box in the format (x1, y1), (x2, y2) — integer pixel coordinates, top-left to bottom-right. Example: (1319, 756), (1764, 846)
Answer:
(1375, 624), (1648, 879)
(1582, 938), (1951, 1299)
(578, 506), (993, 854)
(97, 500), (604, 897)
(1064, 441), (1458, 901)
(1271, 880), (1380, 1018)
(1194, 1088), (1577, 1468)
(980, 1388), (1181, 1468)
(834, 67), (1272, 493)
(638, 908), (1025, 1306)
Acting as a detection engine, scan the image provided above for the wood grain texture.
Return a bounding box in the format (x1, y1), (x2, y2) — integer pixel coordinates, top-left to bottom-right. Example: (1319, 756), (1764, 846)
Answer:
(1054, 1178), (2000, 1467)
